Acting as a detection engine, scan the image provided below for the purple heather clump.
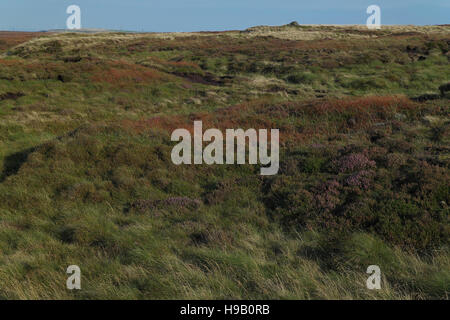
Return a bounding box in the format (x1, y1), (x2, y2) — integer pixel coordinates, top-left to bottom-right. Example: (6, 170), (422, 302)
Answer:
(344, 170), (373, 190)
(334, 152), (376, 173)
(314, 180), (341, 212)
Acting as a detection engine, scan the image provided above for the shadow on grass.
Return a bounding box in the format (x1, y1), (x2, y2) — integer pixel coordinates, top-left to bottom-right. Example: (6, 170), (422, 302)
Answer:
(0, 127), (84, 183)
(0, 147), (36, 182)
(411, 93), (442, 102)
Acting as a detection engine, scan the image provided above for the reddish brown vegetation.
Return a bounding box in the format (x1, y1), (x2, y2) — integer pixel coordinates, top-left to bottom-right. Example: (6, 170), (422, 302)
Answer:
(312, 95), (416, 116)
(119, 95), (419, 145)
(0, 31), (49, 52)
(0, 59), (22, 66)
(91, 60), (167, 85)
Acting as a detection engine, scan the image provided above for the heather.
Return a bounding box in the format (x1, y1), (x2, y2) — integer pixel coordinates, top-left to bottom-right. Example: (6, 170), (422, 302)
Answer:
(0, 25), (448, 299)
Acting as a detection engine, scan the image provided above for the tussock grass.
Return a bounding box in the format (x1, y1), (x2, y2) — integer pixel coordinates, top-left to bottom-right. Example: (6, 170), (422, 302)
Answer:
(0, 25), (448, 299)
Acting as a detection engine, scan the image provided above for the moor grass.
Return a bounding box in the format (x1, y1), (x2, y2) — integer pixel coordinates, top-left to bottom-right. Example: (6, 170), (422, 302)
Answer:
(0, 25), (448, 299)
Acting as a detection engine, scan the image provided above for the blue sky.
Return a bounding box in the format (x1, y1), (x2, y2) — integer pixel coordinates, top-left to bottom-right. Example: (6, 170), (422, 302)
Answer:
(1, 0), (449, 31)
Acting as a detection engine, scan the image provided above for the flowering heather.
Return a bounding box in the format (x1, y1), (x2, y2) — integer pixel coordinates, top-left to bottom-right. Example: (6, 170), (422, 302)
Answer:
(344, 170), (374, 190)
(334, 152), (376, 173)
(314, 180), (341, 212)
(0, 25), (448, 300)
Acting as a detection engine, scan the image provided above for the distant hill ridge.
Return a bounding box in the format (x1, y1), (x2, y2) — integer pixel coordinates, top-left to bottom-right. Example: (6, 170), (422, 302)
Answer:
(43, 28), (137, 34)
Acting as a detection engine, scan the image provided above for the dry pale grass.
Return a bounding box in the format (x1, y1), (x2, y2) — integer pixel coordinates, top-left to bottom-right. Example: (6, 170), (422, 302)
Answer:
(3, 32), (222, 57)
(242, 24), (450, 40)
(248, 75), (285, 89)
(6, 24), (449, 57)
